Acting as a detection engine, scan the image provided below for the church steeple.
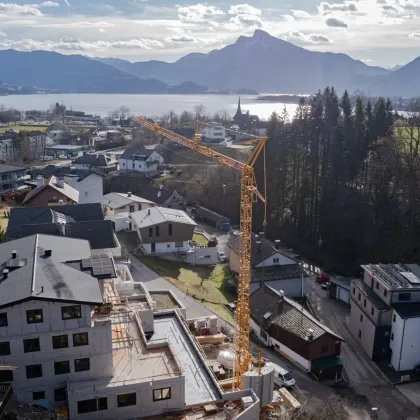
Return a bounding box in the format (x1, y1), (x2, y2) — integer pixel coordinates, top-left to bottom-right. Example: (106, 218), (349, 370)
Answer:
(235, 97), (242, 118)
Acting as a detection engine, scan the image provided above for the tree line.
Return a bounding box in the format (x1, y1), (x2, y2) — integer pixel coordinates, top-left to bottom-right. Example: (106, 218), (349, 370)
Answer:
(256, 87), (420, 274)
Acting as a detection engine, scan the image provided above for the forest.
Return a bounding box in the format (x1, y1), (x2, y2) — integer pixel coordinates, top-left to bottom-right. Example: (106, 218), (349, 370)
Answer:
(258, 87), (420, 274)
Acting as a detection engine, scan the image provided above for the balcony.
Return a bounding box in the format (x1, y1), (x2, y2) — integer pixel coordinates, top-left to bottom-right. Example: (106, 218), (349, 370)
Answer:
(0, 382), (13, 418)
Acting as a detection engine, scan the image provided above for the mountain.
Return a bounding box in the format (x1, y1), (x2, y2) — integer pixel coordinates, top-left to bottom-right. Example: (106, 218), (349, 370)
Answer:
(0, 50), (167, 94)
(390, 65), (404, 71)
(100, 30), (390, 93)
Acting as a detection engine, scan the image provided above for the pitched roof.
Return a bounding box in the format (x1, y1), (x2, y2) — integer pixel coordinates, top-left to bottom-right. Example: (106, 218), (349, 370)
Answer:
(103, 192), (154, 210)
(228, 237), (297, 267)
(7, 204), (104, 239)
(130, 206), (196, 229)
(250, 285), (344, 342)
(0, 235), (104, 309)
(251, 265), (305, 283)
(72, 154), (112, 166)
(119, 147), (156, 160)
(140, 186), (175, 205)
(21, 220), (118, 250)
(0, 164), (26, 174)
(22, 175), (79, 205)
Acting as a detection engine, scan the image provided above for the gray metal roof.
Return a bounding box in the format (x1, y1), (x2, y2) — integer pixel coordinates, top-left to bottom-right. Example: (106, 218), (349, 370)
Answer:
(0, 164), (26, 174)
(119, 147), (155, 160)
(130, 206), (196, 229)
(0, 235), (104, 309)
(103, 192), (154, 210)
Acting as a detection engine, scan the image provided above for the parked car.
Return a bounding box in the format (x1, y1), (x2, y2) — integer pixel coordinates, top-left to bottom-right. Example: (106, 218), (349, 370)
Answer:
(321, 281), (331, 290)
(41, 155), (54, 161)
(316, 272), (330, 283)
(265, 362), (296, 388)
(217, 251), (228, 263)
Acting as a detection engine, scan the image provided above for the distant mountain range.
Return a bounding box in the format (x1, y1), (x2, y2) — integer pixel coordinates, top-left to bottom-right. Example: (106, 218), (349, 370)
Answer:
(0, 30), (419, 96)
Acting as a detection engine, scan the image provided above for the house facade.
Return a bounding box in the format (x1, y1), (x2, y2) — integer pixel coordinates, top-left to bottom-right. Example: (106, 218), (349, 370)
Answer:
(202, 123), (226, 143)
(0, 135), (15, 162)
(26, 131), (47, 159)
(64, 173), (104, 205)
(140, 186), (186, 209)
(349, 263), (420, 368)
(131, 207), (196, 255)
(250, 285), (344, 379)
(118, 147), (164, 177)
(0, 164), (27, 193)
(72, 154), (117, 173)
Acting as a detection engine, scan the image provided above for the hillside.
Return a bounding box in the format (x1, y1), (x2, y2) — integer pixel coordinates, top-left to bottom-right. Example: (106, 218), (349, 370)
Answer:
(100, 30), (390, 93)
(0, 50), (167, 94)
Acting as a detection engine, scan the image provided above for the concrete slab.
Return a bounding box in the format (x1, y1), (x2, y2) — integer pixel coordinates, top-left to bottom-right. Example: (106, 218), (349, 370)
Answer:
(153, 314), (221, 406)
(396, 382), (420, 408)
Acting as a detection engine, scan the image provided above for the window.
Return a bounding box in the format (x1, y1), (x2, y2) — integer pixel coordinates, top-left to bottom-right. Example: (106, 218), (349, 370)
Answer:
(0, 313), (7, 327)
(149, 227), (153, 237)
(167, 244), (171, 248)
(371, 307), (375, 316)
(73, 332), (88, 347)
(24, 338), (40, 353)
(360, 314), (363, 322)
(54, 361), (70, 375)
(168, 223), (172, 236)
(26, 309), (43, 324)
(393, 314), (396, 322)
(26, 364), (42, 379)
(273, 258), (279, 264)
(398, 293), (411, 302)
(260, 330), (268, 341)
(175, 241), (183, 248)
(376, 282), (379, 289)
(384, 289), (388, 298)
(155, 225), (160, 237)
(98, 397), (108, 411)
(78, 399), (97, 414)
(33, 391), (45, 401)
(352, 287), (356, 295)
(391, 333), (394, 341)
(364, 299), (367, 307)
(61, 305), (82, 320)
(321, 344), (328, 353)
(52, 335), (68, 349)
(74, 358), (90, 372)
(117, 393), (136, 407)
(54, 388), (67, 402)
(122, 162), (125, 167)
(0, 341), (10, 356)
(358, 329), (362, 339)
(129, 205), (135, 213)
(153, 387), (171, 401)
(358, 293), (361, 301)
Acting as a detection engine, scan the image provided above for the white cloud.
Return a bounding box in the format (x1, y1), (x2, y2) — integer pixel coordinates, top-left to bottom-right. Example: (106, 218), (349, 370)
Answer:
(63, 0), (70, 6)
(99, 28), (106, 33)
(165, 35), (197, 43)
(39, 1), (59, 7)
(288, 31), (332, 44)
(326, 17), (348, 27)
(361, 58), (372, 62)
(0, 31), (6, 37)
(228, 4), (262, 16)
(177, 3), (224, 22)
(319, 2), (357, 14)
(409, 32), (420, 38)
(292, 10), (311, 19)
(0, 2), (42, 16)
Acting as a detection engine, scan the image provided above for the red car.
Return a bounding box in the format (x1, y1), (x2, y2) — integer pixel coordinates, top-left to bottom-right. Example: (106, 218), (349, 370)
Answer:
(316, 272), (329, 283)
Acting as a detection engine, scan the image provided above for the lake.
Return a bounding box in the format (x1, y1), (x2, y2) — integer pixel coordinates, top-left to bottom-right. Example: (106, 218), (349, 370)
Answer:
(0, 94), (298, 120)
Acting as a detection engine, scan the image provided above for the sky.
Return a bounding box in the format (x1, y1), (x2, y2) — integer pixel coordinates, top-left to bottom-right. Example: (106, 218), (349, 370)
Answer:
(0, 0), (420, 67)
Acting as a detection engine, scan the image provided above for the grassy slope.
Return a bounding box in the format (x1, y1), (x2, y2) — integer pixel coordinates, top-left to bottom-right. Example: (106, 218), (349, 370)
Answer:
(0, 125), (47, 133)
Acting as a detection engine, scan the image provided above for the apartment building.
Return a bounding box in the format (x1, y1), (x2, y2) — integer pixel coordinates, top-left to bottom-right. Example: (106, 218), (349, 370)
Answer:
(0, 164), (27, 193)
(202, 123), (226, 143)
(349, 263), (420, 369)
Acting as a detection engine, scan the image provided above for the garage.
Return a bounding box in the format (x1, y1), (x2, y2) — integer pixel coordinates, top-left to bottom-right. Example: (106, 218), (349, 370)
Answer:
(328, 276), (351, 305)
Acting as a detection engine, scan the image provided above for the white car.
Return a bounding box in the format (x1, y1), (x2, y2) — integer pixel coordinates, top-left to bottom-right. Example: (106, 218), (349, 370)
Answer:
(217, 251), (227, 263)
(265, 362), (296, 388)
(41, 155), (54, 161)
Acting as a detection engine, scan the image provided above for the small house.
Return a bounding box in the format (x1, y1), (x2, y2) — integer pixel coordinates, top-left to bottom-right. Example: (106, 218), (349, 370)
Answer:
(118, 147), (164, 177)
(140, 186), (186, 209)
(103, 192), (155, 214)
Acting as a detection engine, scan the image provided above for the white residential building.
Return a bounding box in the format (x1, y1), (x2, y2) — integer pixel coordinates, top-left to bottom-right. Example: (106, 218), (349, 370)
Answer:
(118, 147), (164, 177)
(0, 135), (15, 162)
(64, 173), (104, 205)
(103, 192), (154, 214)
(26, 131), (47, 158)
(202, 123), (226, 143)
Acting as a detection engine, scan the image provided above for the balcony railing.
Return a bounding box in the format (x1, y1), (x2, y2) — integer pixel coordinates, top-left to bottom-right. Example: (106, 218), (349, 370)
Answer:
(0, 382), (13, 418)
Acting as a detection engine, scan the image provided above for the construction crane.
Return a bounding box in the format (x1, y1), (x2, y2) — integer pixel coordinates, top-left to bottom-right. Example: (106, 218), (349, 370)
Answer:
(132, 116), (267, 389)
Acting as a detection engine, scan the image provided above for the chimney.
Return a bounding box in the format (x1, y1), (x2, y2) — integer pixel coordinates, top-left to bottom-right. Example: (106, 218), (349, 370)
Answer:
(44, 249), (52, 257)
(277, 290), (285, 313)
(307, 329), (314, 341)
(256, 241), (262, 253)
(128, 192), (132, 198)
(11, 250), (17, 259)
(3, 269), (9, 279)
(60, 222), (66, 236)
(36, 177), (44, 188)
(56, 178), (65, 188)
(275, 240), (281, 250)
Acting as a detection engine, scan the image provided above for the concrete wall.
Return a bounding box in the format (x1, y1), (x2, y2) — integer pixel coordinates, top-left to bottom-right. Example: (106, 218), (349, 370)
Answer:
(0, 300), (113, 406)
(138, 221), (195, 245)
(390, 312), (420, 371)
(255, 252), (297, 268)
(68, 375), (185, 420)
(142, 241), (189, 255)
(159, 247), (217, 266)
(65, 174), (103, 205)
(224, 389), (259, 420)
(349, 300), (376, 359)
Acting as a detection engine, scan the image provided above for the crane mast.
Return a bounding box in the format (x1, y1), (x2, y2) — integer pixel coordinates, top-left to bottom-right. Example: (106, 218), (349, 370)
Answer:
(132, 116), (267, 389)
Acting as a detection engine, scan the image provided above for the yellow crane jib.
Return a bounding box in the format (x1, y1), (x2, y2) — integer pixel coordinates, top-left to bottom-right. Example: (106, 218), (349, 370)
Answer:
(132, 116), (267, 390)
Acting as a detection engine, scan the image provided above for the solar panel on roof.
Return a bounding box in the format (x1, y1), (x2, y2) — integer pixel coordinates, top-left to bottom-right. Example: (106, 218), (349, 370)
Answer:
(401, 272), (420, 284)
(81, 259), (92, 268)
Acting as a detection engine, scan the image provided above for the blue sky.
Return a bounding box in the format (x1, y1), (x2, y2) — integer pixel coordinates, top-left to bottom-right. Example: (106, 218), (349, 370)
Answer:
(1, 0), (420, 67)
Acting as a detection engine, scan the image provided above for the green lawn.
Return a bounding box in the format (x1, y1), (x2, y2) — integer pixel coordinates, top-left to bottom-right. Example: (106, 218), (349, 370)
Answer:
(138, 255), (235, 324)
(394, 126), (420, 149)
(193, 233), (208, 246)
(0, 125), (47, 133)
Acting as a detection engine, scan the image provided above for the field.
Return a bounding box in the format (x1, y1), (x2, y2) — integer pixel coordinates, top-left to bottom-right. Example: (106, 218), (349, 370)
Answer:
(0, 125), (47, 134)
(139, 255), (235, 323)
(192, 233), (208, 246)
(394, 126), (420, 148)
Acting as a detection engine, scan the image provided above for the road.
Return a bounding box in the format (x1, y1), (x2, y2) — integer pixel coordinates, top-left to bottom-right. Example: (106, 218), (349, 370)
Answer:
(307, 279), (420, 420)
